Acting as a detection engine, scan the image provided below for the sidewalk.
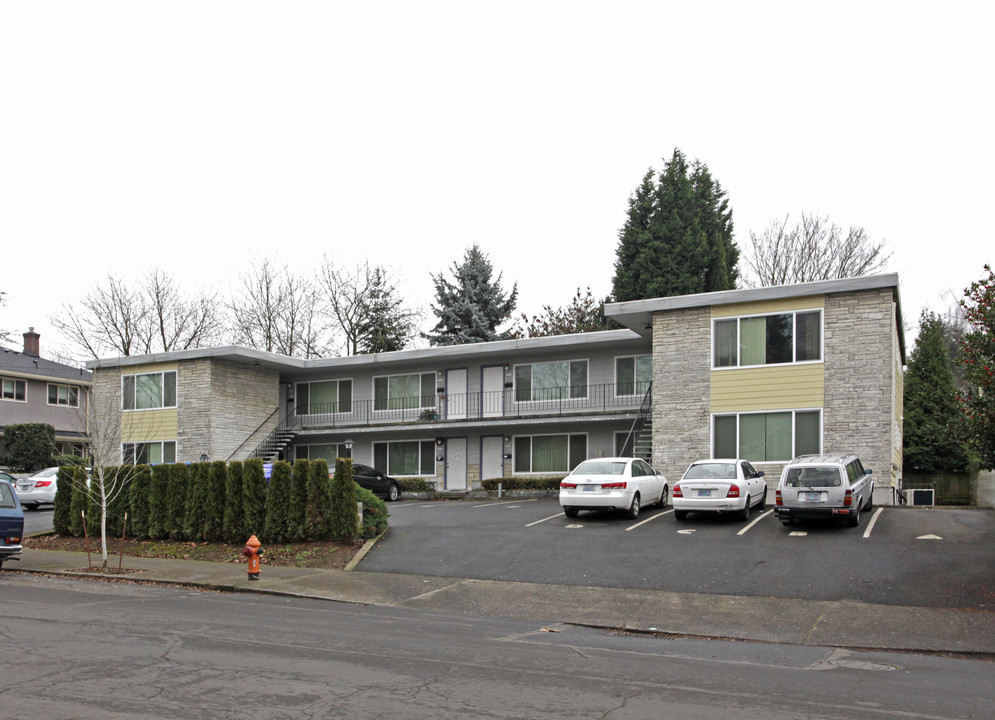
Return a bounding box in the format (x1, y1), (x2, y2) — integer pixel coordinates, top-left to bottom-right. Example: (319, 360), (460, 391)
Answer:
(8, 547), (995, 657)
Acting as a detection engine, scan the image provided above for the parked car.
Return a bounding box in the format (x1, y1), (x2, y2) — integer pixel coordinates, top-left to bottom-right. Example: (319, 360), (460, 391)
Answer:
(352, 463), (402, 502)
(774, 454), (873, 527)
(559, 457), (668, 520)
(672, 459), (768, 521)
(0, 471), (15, 483)
(15, 466), (60, 509)
(0, 478), (25, 570)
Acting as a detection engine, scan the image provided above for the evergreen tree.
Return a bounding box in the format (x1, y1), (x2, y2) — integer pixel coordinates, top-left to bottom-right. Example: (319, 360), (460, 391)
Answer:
(904, 311), (972, 473)
(263, 461), (293, 543)
(167, 463), (189, 539)
(612, 149), (738, 301)
(356, 266), (418, 354)
(305, 458), (334, 540)
(511, 287), (617, 338)
(242, 459), (267, 537)
(148, 464), (171, 540)
(183, 462), (210, 540)
(426, 244), (518, 345)
(289, 459), (310, 541)
(329, 457), (359, 542)
(223, 461), (246, 544)
(128, 465), (152, 539)
(959, 264), (995, 470)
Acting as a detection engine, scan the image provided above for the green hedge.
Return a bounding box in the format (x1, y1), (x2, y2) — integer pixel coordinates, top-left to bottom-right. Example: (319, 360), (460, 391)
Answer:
(480, 476), (563, 491)
(398, 477), (437, 493)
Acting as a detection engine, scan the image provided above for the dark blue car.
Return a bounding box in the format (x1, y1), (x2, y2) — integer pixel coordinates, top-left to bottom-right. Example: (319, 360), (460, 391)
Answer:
(0, 478), (24, 570)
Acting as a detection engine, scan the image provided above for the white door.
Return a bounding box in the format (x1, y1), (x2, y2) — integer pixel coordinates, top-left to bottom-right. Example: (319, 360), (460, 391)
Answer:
(482, 366), (504, 417)
(446, 437), (467, 490)
(446, 368), (467, 420)
(481, 436), (504, 482)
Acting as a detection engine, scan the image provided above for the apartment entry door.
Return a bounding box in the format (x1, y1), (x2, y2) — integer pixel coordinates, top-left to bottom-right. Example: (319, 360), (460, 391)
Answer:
(446, 368), (467, 420)
(446, 437), (467, 491)
(481, 435), (504, 482)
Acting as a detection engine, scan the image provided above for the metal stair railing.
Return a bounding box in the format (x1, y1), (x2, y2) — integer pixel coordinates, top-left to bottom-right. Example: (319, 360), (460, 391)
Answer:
(618, 383), (653, 458)
(227, 407), (300, 462)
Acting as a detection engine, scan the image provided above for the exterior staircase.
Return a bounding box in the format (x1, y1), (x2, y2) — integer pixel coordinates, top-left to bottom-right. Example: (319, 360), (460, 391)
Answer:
(619, 384), (653, 462)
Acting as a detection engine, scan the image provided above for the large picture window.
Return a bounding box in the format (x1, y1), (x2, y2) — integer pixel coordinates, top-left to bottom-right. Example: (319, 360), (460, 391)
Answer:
(514, 360), (588, 402)
(713, 310), (822, 368)
(616, 355), (652, 396)
(373, 373), (436, 411)
(712, 410), (821, 462)
(296, 443), (351, 463)
(123, 371), (176, 410)
(123, 441), (176, 465)
(373, 440), (436, 476)
(513, 434), (587, 473)
(297, 379), (352, 415)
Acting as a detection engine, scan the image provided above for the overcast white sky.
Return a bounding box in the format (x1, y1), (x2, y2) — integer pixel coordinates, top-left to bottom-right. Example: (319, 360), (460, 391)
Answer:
(1, 1), (991, 361)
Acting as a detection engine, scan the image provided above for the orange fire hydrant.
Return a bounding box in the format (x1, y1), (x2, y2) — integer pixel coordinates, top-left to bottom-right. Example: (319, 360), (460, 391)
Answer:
(243, 534), (263, 581)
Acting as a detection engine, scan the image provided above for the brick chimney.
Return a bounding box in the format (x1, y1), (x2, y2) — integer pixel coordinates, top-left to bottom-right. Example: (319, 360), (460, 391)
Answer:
(22, 327), (40, 357)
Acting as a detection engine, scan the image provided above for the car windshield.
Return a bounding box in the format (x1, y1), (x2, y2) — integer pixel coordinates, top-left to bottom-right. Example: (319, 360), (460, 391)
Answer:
(572, 460), (626, 476)
(683, 463), (736, 480)
(0, 484), (16, 508)
(784, 467), (842, 488)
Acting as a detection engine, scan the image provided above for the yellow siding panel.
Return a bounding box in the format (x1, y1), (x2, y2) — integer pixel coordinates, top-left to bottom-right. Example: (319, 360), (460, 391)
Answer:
(711, 295), (825, 318)
(711, 364), (824, 412)
(122, 409), (178, 442)
(124, 362), (179, 374)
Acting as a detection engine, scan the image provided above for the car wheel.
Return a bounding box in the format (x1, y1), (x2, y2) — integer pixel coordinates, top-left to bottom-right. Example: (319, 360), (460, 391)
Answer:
(674, 509), (687, 521)
(865, 488), (873, 511)
(738, 496), (751, 522)
(564, 508), (579, 518)
(781, 519), (794, 527)
(847, 502), (861, 528)
(626, 493), (640, 520)
(758, 487), (767, 511)
(386, 483), (400, 502)
(657, 486), (669, 509)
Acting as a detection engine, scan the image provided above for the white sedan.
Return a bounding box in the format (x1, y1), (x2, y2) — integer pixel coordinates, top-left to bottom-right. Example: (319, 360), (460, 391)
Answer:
(559, 457), (668, 520)
(15, 466), (60, 509)
(672, 459), (768, 521)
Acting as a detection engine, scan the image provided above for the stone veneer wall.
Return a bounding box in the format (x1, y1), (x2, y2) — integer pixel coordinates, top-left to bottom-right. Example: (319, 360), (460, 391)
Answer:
(823, 288), (900, 493)
(90, 367), (125, 465)
(652, 306), (712, 482)
(177, 358), (280, 463)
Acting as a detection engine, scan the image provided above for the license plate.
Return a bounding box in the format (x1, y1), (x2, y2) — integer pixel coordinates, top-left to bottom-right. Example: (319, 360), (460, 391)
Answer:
(18, 485), (31, 492)
(697, 489), (713, 498)
(804, 492), (822, 502)
(582, 485), (597, 492)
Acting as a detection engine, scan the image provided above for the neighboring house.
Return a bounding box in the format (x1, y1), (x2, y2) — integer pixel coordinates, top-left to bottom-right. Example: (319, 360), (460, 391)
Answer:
(0, 328), (92, 460)
(86, 274), (905, 502)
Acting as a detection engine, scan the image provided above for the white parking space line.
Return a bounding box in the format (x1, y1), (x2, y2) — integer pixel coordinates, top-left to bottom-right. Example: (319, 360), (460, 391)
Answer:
(526, 513), (565, 527)
(625, 509), (673, 531)
(737, 509), (775, 535)
(863, 507), (884, 538)
(472, 499), (538, 508)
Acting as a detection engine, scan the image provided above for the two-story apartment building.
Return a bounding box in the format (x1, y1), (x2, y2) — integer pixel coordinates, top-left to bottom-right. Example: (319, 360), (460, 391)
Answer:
(0, 329), (92, 461)
(86, 274), (905, 502)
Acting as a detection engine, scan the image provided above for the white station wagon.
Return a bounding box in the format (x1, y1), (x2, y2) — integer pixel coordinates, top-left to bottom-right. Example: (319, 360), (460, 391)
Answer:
(559, 457), (668, 520)
(775, 454), (874, 527)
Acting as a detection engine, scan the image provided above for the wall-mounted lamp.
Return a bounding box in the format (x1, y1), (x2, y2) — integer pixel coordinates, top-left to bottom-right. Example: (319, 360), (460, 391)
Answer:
(200, 454), (208, 463)
(503, 436), (510, 442)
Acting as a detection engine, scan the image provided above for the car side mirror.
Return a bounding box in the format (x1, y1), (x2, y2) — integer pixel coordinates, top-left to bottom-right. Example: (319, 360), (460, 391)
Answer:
(865, 469), (872, 475)
(757, 471), (765, 478)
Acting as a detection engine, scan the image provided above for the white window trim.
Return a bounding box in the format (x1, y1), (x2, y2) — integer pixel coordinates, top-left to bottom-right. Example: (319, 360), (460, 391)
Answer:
(122, 370), (177, 412)
(711, 308), (824, 371)
(297, 379), (353, 415)
(372, 373), (436, 412)
(513, 358), (590, 404)
(512, 432), (588, 475)
(614, 354), (653, 398)
(47, 383), (81, 408)
(1, 377), (27, 403)
(710, 408), (823, 461)
(122, 440), (177, 465)
(372, 439), (437, 477)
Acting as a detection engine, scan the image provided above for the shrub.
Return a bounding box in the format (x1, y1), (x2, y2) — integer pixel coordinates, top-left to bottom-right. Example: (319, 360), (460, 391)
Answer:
(167, 463), (189, 539)
(480, 476), (563, 491)
(128, 465), (153, 538)
(101, 466), (130, 537)
(203, 461), (228, 542)
(148, 464), (171, 540)
(223, 461), (246, 544)
(183, 463), (211, 541)
(398, 477), (437, 493)
(52, 466), (75, 535)
(68, 476), (91, 537)
(330, 458), (359, 543)
(289, 459), (310, 542)
(263, 461), (293, 543)
(2, 424), (55, 472)
(305, 459), (333, 540)
(242, 459), (267, 537)
(355, 485), (388, 539)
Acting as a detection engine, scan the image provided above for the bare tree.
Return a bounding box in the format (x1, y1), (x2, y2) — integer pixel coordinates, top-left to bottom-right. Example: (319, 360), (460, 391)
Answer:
(742, 213), (891, 287)
(228, 257), (327, 358)
(0, 290), (12, 345)
(51, 270), (221, 359)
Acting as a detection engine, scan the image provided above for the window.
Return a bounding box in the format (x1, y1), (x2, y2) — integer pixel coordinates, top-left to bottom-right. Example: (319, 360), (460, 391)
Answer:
(616, 355), (652, 396)
(372, 440), (436, 476)
(123, 371), (176, 410)
(713, 310), (822, 368)
(2, 378), (26, 401)
(712, 410), (821, 462)
(513, 434), (587, 473)
(297, 443), (350, 463)
(297, 379), (352, 415)
(48, 383), (80, 407)
(123, 441), (176, 465)
(514, 360), (588, 402)
(374, 373), (436, 411)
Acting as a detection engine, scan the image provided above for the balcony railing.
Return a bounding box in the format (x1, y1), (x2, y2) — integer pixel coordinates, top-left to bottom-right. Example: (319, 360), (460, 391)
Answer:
(295, 382), (651, 428)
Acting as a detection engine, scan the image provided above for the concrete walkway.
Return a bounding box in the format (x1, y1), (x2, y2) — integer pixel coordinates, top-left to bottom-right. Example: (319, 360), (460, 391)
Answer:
(8, 547), (994, 657)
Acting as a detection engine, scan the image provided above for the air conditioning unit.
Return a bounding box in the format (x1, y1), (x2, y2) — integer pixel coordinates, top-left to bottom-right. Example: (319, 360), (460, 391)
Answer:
(910, 488), (934, 506)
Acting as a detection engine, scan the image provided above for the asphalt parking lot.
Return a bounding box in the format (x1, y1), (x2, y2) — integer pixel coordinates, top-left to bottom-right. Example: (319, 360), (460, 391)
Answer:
(359, 497), (995, 610)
